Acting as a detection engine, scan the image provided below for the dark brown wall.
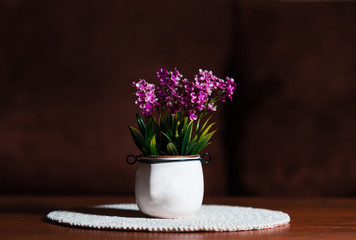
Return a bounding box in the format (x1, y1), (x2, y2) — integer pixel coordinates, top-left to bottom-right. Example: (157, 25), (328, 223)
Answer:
(0, 0), (231, 195)
(225, 0), (356, 196)
(1, 0), (356, 196)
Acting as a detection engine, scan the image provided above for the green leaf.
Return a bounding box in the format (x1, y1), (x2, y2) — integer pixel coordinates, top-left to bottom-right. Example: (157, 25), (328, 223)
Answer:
(128, 126), (148, 154)
(136, 113), (145, 135)
(160, 131), (174, 143)
(199, 116), (212, 135)
(191, 130), (216, 154)
(185, 141), (197, 155)
(194, 118), (201, 136)
(145, 118), (154, 141)
(160, 117), (166, 134)
(166, 128), (173, 139)
(199, 122), (216, 140)
(181, 120), (193, 155)
(179, 117), (188, 135)
(150, 134), (157, 155)
(193, 142), (211, 155)
(171, 115), (175, 132)
(141, 147), (149, 155)
(167, 142), (178, 155)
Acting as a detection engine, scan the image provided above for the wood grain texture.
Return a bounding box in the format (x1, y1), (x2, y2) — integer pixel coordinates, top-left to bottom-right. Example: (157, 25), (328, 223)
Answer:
(0, 196), (355, 239)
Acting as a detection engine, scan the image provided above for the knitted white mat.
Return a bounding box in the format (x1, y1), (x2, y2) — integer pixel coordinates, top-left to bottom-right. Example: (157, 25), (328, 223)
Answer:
(46, 203), (290, 232)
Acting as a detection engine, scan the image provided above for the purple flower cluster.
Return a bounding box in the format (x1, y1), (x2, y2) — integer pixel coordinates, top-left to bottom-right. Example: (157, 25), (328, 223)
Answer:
(156, 68), (183, 116)
(133, 68), (236, 120)
(133, 79), (159, 115)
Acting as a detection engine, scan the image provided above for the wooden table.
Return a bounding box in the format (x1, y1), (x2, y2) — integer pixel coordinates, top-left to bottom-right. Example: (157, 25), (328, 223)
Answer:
(0, 196), (355, 239)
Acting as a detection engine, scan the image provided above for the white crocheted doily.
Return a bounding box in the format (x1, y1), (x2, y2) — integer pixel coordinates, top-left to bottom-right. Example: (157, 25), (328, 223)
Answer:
(46, 204), (290, 232)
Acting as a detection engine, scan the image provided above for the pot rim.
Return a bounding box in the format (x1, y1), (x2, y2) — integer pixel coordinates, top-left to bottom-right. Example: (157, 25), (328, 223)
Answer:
(126, 153), (211, 165)
(140, 154), (200, 159)
(138, 155), (201, 163)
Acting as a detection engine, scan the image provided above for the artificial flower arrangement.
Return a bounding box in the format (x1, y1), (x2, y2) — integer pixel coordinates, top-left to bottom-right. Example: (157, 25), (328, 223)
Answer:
(129, 67), (237, 156)
(127, 67), (236, 218)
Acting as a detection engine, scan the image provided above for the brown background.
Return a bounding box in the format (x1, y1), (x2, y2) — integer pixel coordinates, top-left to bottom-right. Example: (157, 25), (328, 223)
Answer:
(0, 0), (355, 196)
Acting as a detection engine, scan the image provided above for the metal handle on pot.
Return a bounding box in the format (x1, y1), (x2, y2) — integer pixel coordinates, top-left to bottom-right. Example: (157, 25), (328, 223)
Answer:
(126, 154), (138, 165)
(200, 152), (211, 164)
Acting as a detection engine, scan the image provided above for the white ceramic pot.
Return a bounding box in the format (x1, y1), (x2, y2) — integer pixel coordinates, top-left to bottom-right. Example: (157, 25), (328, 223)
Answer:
(131, 155), (206, 218)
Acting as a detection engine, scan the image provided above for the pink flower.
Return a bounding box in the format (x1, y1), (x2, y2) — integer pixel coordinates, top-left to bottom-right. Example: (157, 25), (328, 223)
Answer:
(188, 109), (197, 121)
(133, 79), (159, 116)
(208, 103), (217, 111)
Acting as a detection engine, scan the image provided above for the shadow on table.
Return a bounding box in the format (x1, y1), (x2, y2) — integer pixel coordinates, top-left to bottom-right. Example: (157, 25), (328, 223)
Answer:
(68, 206), (147, 218)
